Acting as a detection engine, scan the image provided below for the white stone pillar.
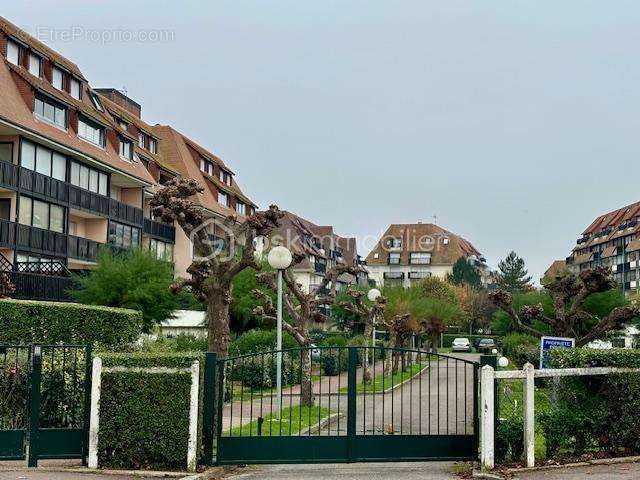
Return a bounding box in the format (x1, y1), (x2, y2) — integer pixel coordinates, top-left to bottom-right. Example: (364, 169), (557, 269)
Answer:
(480, 365), (495, 470)
(88, 357), (102, 469)
(523, 362), (535, 468)
(187, 361), (200, 472)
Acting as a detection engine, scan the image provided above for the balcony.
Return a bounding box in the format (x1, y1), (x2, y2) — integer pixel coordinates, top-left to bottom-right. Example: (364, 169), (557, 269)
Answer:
(9, 271), (75, 301)
(14, 222), (67, 257)
(143, 218), (176, 243)
(110, 199), (144, 226)
(20, 168), (69, 203)
(314, 261), (327, 274)
(69, 185), (110, 216)
(68, 235), (101, 262)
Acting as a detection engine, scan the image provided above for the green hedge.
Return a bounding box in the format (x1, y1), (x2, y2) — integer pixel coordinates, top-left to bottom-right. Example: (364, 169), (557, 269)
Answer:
(0, 299), (142, 349)
(98, 352), (204, 471)
(502, 333), (540, 368)
(540, 348), (640, 459)
(230, 329), (297, 355)
(441, 334), (501, 348)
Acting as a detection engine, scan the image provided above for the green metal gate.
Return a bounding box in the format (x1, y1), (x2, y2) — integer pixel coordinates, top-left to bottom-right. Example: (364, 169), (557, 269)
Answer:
(0, 344), (92, 466)
(207, 346), (478, 465)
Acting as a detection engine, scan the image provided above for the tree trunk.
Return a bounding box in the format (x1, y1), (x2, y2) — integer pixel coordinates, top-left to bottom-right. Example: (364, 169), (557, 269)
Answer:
(362, 322), (374, 383)
(300, 349), (314, 407)
(206, 285), (232, 357)
(384, 331), (397, 375)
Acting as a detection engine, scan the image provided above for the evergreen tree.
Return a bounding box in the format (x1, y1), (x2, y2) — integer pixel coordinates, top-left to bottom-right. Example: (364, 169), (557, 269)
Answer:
(447, 257), (482, 288)
(496, 251), (532, 292)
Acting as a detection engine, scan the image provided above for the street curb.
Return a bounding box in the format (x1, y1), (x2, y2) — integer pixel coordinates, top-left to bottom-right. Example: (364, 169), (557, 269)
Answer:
(472, 469), (504, 479)
(301, 412), (343, 435)
(179, 467), (228, 480)
(506, 454), (640, 473)
(4, 467), (188, 477)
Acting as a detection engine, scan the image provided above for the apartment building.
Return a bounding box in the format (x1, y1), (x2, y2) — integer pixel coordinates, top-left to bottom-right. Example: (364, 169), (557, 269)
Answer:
(0, 17), (256, 299)
(365, 223), (489, 288)
(566, 201), (640, 295)
(267, 211), (368, 294)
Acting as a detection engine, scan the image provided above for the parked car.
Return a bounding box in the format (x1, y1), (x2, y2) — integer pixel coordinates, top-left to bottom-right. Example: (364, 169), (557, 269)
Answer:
(475, 338), (498, 353)
(451, 337), (471, 352)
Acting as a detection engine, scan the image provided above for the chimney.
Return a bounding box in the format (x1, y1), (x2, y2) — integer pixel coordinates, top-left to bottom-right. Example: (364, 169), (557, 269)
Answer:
(94, 88), (141, 118)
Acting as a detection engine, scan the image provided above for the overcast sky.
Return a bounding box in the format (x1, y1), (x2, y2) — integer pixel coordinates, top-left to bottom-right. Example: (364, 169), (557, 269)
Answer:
(5, 1), (640, 283)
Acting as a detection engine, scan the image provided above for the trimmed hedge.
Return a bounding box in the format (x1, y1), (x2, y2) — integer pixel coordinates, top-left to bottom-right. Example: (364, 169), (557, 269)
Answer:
(540, 348), (640, 459)
(0, 299), (142, 349)
(230, 329), (297, 356)
(441, 334), (501, 348)
(98, 352), (204, 471)
(502, 333), (540, 368)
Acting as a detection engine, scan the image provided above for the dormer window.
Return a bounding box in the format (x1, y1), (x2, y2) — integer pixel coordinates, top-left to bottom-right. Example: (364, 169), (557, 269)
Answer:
(52, 66), (64, 90)
(218, 191), (231, 207)
(7, 39), (21, 66)
(138, 132), (146, 148)
(70, 78), (81, 100)
(28, 52), (41, 77)
(89, 91), (104, 111)
(149, 137), (157, 154)
(34, 94), (67, 129)
(236, 201), (246, 215)
(78, 116), (105, 147)
(220, 169), (232, 186)
(200, 158), (214, 176)
(119, 138), (133, 161)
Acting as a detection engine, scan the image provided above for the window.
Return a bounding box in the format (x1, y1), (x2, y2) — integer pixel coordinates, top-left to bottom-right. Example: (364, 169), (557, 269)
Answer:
(20, 140), (67, 181)
(70, 78), (81, 100)
(138, 132), (146, 148)
(388, 237), (402, 248)
(0, 199), (10, 221)
(108, 221), (141, 249)
(236, 202), (246, 215)
(7, 40), (20, 65)
(220, 170), (232, 186)
(70, 160), (108, 195)
(410, 252), (431, 264)
(78, 116), (105, 147)
(388, 252), (401, 264)
(19, 196), (65, 233)
(88, 91), (104, 111)
(119, 138), (133, 160)
(28, 52), (41, 77)
(150, 238), (174, 261)
(200, 158), (214, 176)
(119, 120), (128, 131)
(52, 66), (64, 90)
(218, 191), (230, 207)
(0, 142), (13, 163)
(34, 95), (67, 128)
(149, 137), (157, 154)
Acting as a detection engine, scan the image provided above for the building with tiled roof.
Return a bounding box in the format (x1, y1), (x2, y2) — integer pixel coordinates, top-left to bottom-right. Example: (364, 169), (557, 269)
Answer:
(541, 259), (568, 284)
(0, 16), (257, 296)
(566, 200), (640, 295)
(365, 223), (489, 288)
(267, 211), (368, 293)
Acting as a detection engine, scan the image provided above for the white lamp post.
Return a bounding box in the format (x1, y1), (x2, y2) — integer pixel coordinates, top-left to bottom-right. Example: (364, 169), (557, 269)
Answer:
(267, 246), (293, 418)
(367, 288), (381, 364)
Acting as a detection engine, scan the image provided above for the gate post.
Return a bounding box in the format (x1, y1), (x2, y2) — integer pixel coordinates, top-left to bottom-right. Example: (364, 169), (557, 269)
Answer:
(82, 344), (93, 466)
(347, 346), (357, 462)
(202, 352), (217, 466)
(27, 344), (42, 468)
(480, 365), (495, 470)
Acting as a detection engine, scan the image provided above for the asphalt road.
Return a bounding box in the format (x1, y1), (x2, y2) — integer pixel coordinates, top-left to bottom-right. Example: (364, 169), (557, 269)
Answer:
(516, 462), (640, 479)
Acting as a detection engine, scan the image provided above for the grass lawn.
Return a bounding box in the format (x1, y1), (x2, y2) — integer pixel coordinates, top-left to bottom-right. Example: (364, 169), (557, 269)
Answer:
(225, 405), (333, 436)
(338, 361), (429, 393)
(497, 361), (552, 460)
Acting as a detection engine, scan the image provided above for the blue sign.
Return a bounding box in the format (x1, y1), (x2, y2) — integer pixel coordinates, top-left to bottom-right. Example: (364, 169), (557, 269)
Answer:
(540, 336), (575, 369)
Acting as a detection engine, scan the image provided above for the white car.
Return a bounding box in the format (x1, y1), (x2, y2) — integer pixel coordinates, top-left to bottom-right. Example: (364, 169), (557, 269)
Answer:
(451, 337), (471, 352)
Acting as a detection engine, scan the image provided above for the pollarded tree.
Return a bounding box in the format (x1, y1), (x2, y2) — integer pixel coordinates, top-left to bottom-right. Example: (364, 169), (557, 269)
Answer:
(252, 253), (358, 406)
(496, 251), (532, 292)
(489, 266), (639, 347)
(150, 178), (283, 356)
(337, 288), (387, 382)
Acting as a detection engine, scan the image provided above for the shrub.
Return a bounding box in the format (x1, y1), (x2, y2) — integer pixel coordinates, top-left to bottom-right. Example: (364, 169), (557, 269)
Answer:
(496, 415), (524, 462)
(319, 348), (348, 376)
(231, 352), (301, 389)
(229, 329), (297, 356)
(538, 349), (640, 459)
(0, 299), (142, 349)
(98, 352), (204, 471)
(139, 334), (208, 353)
(502, 333), (539, 368)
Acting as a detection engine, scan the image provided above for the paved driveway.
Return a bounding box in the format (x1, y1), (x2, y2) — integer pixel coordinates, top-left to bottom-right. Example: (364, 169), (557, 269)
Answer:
(516, 462), (640, 479)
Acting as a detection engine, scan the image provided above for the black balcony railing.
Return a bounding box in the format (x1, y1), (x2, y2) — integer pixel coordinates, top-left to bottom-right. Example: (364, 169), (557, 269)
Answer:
(143, 217), (176, 243)
(0, 160), (18, 189)
(69, 184), (111, 216)
(314, 261), (327, 274)
(110, 198), (144, 225)
(20, 168), (68, 203)
(68, 235), (101, 262)
(9, 271), (75, 301)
